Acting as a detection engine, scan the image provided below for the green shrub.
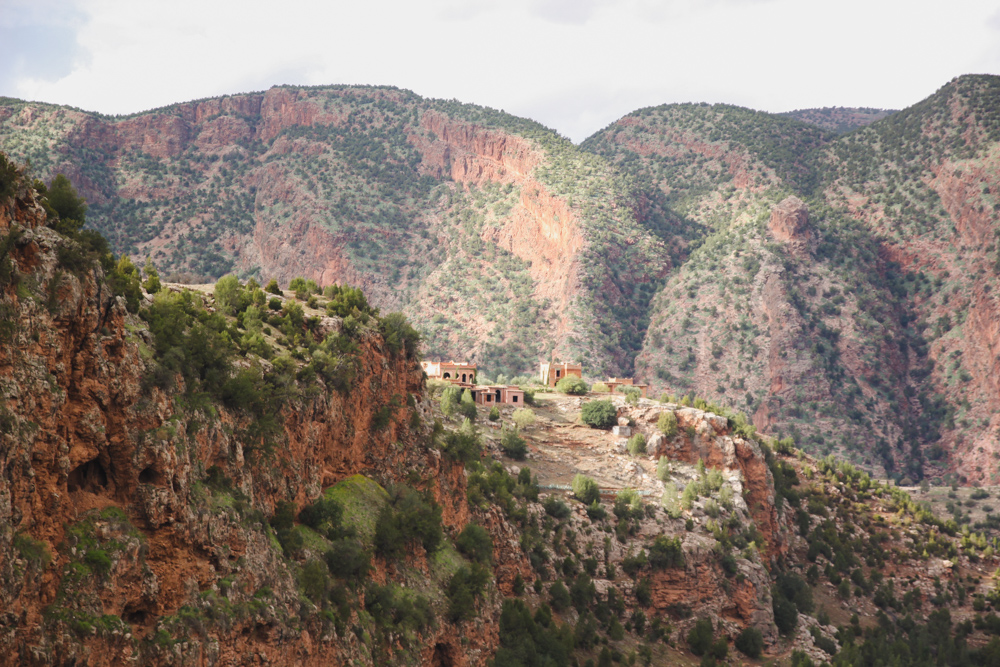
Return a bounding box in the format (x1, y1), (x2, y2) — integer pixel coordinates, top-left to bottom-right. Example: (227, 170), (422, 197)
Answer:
(512, 408), (536, 429)
(142, 257), (161, 294)
(657, 456), (671, 481)
(658, 411), (678, 437)
(265, 278), (282, 294)
(268, 297), (282, 311)
(441, 419), (481, 463)
(773, 595), (798, 635)
(84, 549), (113, 576)
(572, 474), (601, 505)
(456, 524), (493, 564)
(0, 153), (20, 201)
(298, 559), (330, 603)
(298, 497), (344, 537)
(735, 627), (763, 658)
(543, 496), (571, 519)
(447, 563), (490, 621)
(380, 312), (421, 358)
(324, 539), (370, 580)
(374, 485), (443, 559)
(556, 376), (588, 395)
(46, 174), (87, 236)
(648, 536), (684, 569)
(488, 406), (500, 421)
(581, 400), (616, 429)
(440, 385), (461, 417)
(501, 424), (528, 460)
(458, 389), (478, 419)
(687, 617), (714, 656)
(214, 275), (245, 315)
(591, 382), (610, 393)
(627, 433), (647, 456)
(549, 580), (571, 612)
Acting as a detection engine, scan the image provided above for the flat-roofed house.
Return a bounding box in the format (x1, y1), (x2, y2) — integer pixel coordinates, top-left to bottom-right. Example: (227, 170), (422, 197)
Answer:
(539, 361), (583, 388)
(421, 360), (478, 384)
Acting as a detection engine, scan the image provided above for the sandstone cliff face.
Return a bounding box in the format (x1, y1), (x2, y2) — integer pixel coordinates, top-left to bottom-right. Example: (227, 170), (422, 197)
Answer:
(0, 184), (493, 665)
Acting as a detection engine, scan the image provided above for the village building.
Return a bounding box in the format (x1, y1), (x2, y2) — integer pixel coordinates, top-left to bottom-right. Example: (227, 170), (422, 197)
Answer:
(422, 360), (524, 405)
(605, 377), (648, 398)
(421, 360), (478, 384)
(539, 361), (583, 387)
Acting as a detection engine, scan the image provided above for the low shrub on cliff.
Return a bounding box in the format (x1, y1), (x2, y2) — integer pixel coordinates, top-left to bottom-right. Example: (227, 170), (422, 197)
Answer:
(687, 617), (715, 656)
(735, 626), (763, 658)
(374, 485), (443, 560)
(648, 535), (684, 569)
(627, 433), (647, 455)
(493, 599), (574, 667)
(456, 524), (493, 564)
(500, 424), (528, 460)
(446, 562), (491, 622)
(658, 411), (678, 437)
(572, 474), (600, 505)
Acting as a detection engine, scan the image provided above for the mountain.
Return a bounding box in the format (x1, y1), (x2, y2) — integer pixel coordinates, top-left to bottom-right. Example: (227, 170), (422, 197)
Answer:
(5, 153), (1000, 666)
(4, 75), (1000, 485)
(0, 87), (696, 378)
(583, 75), (1000, 485)
(779, 107), (898, 134)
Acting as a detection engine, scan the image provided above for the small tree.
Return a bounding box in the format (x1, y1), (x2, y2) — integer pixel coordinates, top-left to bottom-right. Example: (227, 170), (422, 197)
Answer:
(214, 274), (244, 315)
(142, 257), (161, 294)
(627, 433), (647, 456)
(657, 456), (672, 481)
(581, 400), (616, 429)
(512, 408), (536, 429)
(735, 627), (763, 658)
(572, 474), (600, 505)
(440, 386), (461, 417)
(658, 411), (678, 437)
(500, 424), (527, 460)
(459, 389), (478, 419)
(687, 617), (714, 656)
(265, 278), (282, 295)
(488, 406), (500, 422)
(556, 376), (588, 395)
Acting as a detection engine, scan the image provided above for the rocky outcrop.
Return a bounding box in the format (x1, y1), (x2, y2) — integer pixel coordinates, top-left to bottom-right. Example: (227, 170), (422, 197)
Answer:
(768, 196), (810, 247)
(0, 182), (489, 665)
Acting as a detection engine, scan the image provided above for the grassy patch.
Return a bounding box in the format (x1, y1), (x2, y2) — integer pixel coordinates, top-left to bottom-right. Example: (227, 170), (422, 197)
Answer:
(325, 474), (389, 546)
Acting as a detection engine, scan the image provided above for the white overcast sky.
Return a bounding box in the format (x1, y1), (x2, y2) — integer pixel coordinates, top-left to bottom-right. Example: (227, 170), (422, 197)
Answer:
(2, 0), (1000, 142)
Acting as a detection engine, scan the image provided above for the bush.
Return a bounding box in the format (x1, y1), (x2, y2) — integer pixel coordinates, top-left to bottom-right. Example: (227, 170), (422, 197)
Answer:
(381, 312), (421, 358)
(459, 389), (478, 420)
(591, 382), (610, 393)
(627, 433), (647, 456)
(268, 297), (282, 311)
(687, 617), (714, 656)
(512, 408), (536, 429)
(573, 474), (601, 505)
(441, 419), (481, 463)
(581, 400), (616, 429)
(773, 595), (798, 635)
(657, 456), (672, 481)
(543, 496), (571, 519)
(324, 539), (370, 579)
(456, 524), (493, 564)
(440, 385), (461, 416)
(549, 581), (571, 612)
(265, 278), (281, 294)
(501, 424), (528, 460)
(446, 563), (490, 622)
(556, 376), (588, 395)
(46, 174), (87, 235)
(298, 496), (344, 537)
(658, 411), (678, 437)
(648, 536), (684, 569)
(375, 485), (443, 559)
(214, 275), (245, 315)
(735, 627), (763, 658)
(488, 406), (500, 421)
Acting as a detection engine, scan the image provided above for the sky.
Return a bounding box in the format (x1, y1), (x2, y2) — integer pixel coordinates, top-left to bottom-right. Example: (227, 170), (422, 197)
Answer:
(2, 0), (1000, 142)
